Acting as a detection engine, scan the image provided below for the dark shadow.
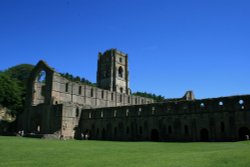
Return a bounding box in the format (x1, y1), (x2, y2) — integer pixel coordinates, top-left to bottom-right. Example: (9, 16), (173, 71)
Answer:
(151, 129), (159, 141)
(238, 127), (250, 141)
(200, 128), (209, 142)
(102, 128), (106, 140)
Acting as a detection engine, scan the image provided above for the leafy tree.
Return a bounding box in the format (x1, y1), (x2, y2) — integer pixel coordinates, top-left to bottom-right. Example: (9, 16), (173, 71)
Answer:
(133, 91), (165, 102)
(0, 73), (22, 115)
(4, 64), (34, 87)
(0, 64), (34, 115)
(60, 72), (96, 87)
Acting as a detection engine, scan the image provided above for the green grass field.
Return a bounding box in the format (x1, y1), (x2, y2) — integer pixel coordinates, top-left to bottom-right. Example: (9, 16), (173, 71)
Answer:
(0, 136), (250, 167)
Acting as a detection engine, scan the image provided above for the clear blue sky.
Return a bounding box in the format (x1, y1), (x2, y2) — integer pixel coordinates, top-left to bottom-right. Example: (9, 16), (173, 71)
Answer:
(0, 0), (249, 99)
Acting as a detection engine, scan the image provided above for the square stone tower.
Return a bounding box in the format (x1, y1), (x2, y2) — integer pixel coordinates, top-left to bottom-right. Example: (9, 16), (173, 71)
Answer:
(97, 49), (130, 95)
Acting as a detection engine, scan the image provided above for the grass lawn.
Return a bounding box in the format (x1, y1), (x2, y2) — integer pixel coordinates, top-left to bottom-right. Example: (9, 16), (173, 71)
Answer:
(0, 136), (250, 167)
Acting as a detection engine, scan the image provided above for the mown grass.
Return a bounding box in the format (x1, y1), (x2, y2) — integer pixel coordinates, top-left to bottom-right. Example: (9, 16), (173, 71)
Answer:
(0, 136), (250, 167)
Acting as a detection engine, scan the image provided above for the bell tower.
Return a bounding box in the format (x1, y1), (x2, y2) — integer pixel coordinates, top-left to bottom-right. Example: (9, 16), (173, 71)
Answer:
(97, 49), (130, 94)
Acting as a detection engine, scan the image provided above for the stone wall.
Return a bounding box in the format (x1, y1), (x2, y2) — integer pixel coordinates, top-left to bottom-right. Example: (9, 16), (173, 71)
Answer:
(21, 60), (154, 138)
(51, 72), (154, 108)
(78, 95), (250, 141)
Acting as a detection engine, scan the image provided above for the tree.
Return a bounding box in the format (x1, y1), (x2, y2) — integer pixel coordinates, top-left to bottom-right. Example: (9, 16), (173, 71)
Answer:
(0, 64), (34, 115)
(133, 91), (165, 102)
(0, 73), (22, 115)
(4, 64), (34, 87)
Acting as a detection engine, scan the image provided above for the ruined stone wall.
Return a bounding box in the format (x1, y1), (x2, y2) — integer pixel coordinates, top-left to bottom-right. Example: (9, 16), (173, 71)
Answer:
(79, 95), (250, 141)
(22, 104), (62, 135)
(21, 60), (154, 138)
(51, 72), (154, 108)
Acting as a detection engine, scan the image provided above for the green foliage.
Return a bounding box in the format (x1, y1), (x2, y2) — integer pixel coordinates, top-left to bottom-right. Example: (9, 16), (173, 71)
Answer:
(0, 64), (34, 115)
(60, 72), (96, 87)
(0, 73), (22, 114)
(133, 91), (165, 102)
(1, 137), (250, 167)
(4, 64), (34, 87)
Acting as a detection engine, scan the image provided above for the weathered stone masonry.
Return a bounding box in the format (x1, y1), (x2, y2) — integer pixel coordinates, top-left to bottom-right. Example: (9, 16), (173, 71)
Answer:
(19, 49), (250, 141)
(20, 49), (154, 138)
(80, 95), (250, 141)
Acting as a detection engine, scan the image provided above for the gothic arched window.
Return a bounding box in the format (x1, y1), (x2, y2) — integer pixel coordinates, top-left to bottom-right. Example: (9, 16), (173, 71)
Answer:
(118, 66), (123, 78)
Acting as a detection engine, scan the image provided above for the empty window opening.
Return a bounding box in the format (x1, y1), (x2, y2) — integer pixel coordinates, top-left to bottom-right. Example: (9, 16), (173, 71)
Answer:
(118, 66), (123, 78)
(135, 98), (138, 104)
(91, 88), (94, 97)
(38, 70), (46, 83)
(239, 99), (244, 105)
(128, 97), (130, 103)
(152, 107), (155, 115)
(126, 109), (129, 117)
(138, 108), (142, 116)
(219, 101), (224, 106)
(65, 83), (69, 92)
(101, 91), (104, 99)
(239, 100), (245, 110)
(119, 57), (122, 63)
(111, 93), (114, 101)
(79, 86), (82, 95)
(76, 107), (79, 117)
(120, 87), (123, 93)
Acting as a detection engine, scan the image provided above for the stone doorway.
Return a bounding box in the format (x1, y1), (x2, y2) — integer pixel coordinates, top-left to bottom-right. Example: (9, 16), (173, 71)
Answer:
(200, 128), (209, 141)
(151, 129), (159, 141)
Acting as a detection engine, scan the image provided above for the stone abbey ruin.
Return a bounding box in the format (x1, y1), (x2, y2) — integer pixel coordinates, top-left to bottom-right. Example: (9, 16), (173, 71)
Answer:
(19, 49), (250, 141)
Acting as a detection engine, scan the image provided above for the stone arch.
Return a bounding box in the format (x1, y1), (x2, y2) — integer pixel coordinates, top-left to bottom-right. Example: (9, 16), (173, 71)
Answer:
(200, 128), (209, 141)
(151, 129), (160, 141)
(101, 128), (106, 140)
(238, 127), (250, 141)
(118, 122), (124, 134)
(33, 70), (47, 105)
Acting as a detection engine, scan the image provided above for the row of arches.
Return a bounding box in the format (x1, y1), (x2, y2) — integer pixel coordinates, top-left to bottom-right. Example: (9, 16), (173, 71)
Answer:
(81, 126), (250, 141)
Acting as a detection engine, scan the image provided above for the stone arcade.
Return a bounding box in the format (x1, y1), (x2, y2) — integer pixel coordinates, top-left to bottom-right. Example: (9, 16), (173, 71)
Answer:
(19, 49), (250, 141)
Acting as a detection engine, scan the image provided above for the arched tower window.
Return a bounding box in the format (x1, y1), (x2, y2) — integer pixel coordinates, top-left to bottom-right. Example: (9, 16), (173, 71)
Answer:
(118, 66), (123, 78)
